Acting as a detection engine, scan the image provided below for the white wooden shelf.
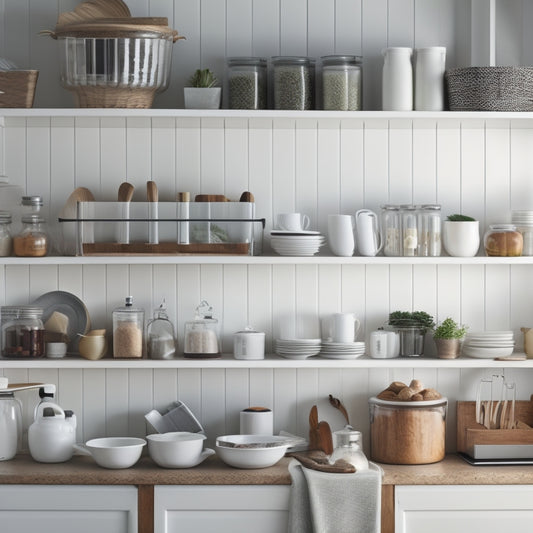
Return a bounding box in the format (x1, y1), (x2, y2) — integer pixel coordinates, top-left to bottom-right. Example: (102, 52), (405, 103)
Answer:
(1, 255), (533, 266)
(2, 109), (533, 121)
(0, 354), (529, 369)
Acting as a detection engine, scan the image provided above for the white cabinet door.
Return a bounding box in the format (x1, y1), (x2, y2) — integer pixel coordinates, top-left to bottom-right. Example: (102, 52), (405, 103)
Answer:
(154, 485), (290, 533)
(0, 485), (137, 533)
(396, 485), (533, 533)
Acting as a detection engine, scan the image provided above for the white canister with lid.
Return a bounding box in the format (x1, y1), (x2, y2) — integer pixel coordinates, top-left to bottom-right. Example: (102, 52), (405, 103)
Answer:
(382, 47), (413, 111)
(233, 326), (265, 360)
(414, 47), (446, 111)
(369, 329), (400, 359)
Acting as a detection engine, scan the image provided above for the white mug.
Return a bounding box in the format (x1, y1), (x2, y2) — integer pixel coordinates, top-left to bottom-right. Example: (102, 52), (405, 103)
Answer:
(355, 209), (383, 256)
(325, 313), (361, 343)
(328, 214), (355, 257)
(240, 407), (273, 435)
(276, 213), (310, 232)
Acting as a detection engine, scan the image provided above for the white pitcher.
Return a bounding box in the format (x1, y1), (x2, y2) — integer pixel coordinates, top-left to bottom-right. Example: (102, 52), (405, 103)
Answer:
(355, 209), (383, 257)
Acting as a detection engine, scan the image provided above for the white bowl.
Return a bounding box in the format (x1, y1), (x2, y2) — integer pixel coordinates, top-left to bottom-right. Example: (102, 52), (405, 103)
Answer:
(215, 435), (291, 469)
(147, 432), (214, 468)
(82, 437), (146, 469)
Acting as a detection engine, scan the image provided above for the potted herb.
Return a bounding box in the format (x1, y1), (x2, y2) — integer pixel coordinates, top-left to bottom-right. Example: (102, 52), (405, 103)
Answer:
(442, 214), (480, 257)
(184, 68), (221, 109)
(433, 317), (467, 359)
(388, 311), (435, 357)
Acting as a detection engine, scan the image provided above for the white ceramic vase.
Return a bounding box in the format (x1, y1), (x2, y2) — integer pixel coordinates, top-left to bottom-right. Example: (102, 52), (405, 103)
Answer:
(443, 220), (480, 257)
(184, 87), (221, 109)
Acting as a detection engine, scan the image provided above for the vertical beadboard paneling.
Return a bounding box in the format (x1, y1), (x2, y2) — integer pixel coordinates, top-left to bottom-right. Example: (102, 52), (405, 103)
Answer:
(201, 368), (226, 446)
(129, 265), (153, 335)
(388, 119), (413, 203)
(272, 119), (296, 216)
(129, 369), (153, 437)
(295, 119), (318, 225)
(339, 120), (364, 214)
(252, 0), (280, 57)
(199, 264), (223, 340)
(176, 265), (201, 353)
(484, 265), (509, 331)
(363, 119), (389, 209)
(226, 0), (252, 57)
(4, 117), (27, 192)
(28, 265), (57, 301)
(151, 117), (176, 196)
(316, 120), (340, 229)
(200, 0), (226, 80)
(389, 264), (413, 311)
(58, 368), (83, 443)
(100, 117), (127, 199)
(82, 265), (107, 330)
(222, 265), (247, 353)
(248, 265), (273, 351)
(5, 265), (29, 304)
(485, 119), (510, 221)
(105, 368), (130, 438)
(126, 117), (152, 187)
(280, 0), (307, 56)
(335, 0), (362, 54)
(200, 118), (225, 192)
(176, 118), (201, 193)
(153, 369), (178, 411)
(224, 118), (249, 199)
(152, 264), (178, 340)
(412, 120), (437, 203)
(510, 265), (533, 338)
(82, 369), (107, 441)
(274, 368), (297, 433)
(436, 119), (462, 213)
(26, 118), (50, 210)
(296, 368), (319, 437)
(295, 264), (319, 339)
(307, 0), (335, 57)
(74, 117), (100, 192)
(341, 264), (366, 339)
(318, 264), (342, 332)
(272, 264), (296, 339)
(387, 0), (414, 46)
(510, 120), (533, 209)
(225, 368), (249, 434)
(249, 368), (274, 410)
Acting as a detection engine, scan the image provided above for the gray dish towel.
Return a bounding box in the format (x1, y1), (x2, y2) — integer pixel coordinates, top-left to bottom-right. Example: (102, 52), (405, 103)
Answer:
(288, 459), (382, 533)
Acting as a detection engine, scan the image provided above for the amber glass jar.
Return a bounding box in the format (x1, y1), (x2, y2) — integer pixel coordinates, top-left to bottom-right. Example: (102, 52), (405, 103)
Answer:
(13, 214), (49, 257)
(484, 224), (523, 257)
(1, 306), (45, 358)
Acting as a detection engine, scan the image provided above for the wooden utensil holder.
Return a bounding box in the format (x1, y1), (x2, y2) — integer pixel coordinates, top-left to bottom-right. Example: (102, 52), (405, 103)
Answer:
(456, 399), (533, 454)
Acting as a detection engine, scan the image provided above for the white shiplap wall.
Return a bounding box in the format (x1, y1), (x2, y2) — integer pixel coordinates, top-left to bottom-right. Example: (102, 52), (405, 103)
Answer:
(2, 1), (533, 454)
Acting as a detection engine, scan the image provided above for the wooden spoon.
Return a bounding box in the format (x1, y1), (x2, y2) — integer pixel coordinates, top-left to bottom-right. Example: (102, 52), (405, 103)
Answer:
(117, 182), (134, 244)
(329, 394), (350, 425)
(308, 405), (319, 450)
(59, 187), (95, 254)
(147, 180), (159, 244)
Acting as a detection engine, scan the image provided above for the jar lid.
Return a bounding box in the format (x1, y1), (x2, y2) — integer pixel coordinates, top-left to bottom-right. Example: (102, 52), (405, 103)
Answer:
(1, 305), (44, 318)
(400, 204), (416, 210)
(272, 56), (311, 65)
(0, 211), (12, 223)
(21, 214), (45, 224)
(380, 204), (401, 211)
(227, 57), (267, 67)
(421, 204), (441, 210)
(369, 396), (447, 408)
(235, 326), (265, 336)
(334, 427), (362, 446)
(321, 54), (362, 66)
(21, 195), (43, 207)
(489, 223), (517, 231)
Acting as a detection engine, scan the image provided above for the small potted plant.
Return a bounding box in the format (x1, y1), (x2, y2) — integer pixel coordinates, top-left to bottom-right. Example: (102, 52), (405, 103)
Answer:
(387, 310), (435, 357)
(442, 214), (480, 257)
(184, 68), (221, 109)
(433, 317), (467, 359)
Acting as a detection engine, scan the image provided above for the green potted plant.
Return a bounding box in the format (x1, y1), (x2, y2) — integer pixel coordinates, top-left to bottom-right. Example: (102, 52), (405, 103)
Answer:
(387, 310), (435, 357)
(433, 317), (467, 359)
(184, 68), (221, 109)
(442, 214), (480, 257)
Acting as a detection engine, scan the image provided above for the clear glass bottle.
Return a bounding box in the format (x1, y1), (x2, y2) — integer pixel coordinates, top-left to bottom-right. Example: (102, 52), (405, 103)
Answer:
(484, 223), (523, 257)
(0, 211), (13, 257)
(184, 300), (220, 359)
(329, 426), (369, 471)
(401, 205), (418, 257)
(227, 57), (267, 110)
(1, 305), (45, 358)
(13, 214), (49, 257)
(272, 56), (313, 110)
(381, 204), (401, 256)
(321, 55), (362, 111)
(112, 296), (145, 358)
(0, 391), (23, 460)
(418, 204), (441, 257)
(147, 299), (176, 360)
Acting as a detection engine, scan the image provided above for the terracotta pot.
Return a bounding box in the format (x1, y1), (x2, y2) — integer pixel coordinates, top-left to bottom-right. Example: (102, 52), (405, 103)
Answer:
(435, 338), (461, 359)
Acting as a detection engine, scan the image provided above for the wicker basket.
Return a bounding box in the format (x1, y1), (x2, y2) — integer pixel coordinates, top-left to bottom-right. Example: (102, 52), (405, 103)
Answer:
(445, 67), (533, 111)
(0, 70), (38, 108)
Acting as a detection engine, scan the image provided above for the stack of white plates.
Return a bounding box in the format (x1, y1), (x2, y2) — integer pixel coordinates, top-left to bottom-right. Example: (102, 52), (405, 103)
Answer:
(462, 331), (515, 358)
(270, 231), (326, 256)
(320, 341), (366, 359)
(512, 210), (533, 226)
(275, 338), (321, 359)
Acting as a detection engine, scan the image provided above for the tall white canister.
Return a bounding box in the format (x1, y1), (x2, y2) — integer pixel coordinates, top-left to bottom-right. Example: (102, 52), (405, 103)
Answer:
(382, 47), (413, 111)
(414, 47), (446, 111)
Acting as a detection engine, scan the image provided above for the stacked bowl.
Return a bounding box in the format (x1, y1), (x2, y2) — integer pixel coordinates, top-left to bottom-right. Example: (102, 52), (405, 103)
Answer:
(512, 210), (533, 255)
(462, 331), (515, 358)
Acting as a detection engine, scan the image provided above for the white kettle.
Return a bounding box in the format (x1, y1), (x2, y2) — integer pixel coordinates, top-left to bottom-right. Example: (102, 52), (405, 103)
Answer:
(355, 209), (383, 256)
(28, 401), (76, 463)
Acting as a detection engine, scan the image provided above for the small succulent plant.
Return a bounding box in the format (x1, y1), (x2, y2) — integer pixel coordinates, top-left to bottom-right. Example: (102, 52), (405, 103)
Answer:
(447, 214), (476, 222)
(188, 68), (218, 88)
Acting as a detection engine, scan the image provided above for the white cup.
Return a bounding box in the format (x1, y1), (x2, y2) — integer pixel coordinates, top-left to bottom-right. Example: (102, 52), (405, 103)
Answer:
(324, 313), (361, 343)
(328, 214), (355, 257)
(276, 213), (310, 232)
(240, 408), (273, 435)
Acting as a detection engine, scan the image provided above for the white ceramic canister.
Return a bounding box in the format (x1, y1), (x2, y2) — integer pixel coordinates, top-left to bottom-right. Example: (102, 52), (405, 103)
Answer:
(233, 326), (266, 360)
(382, 47), (413, 111)
(240, 407), (273, 435)
(369, 329), (400, 359)
(414, 47), (446, 111)
(0, 392), (22, 461)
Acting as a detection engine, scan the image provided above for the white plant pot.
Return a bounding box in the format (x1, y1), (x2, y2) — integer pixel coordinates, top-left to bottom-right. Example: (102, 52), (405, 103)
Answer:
(184, 87), (221, 109)
(443, 220), (480, 257)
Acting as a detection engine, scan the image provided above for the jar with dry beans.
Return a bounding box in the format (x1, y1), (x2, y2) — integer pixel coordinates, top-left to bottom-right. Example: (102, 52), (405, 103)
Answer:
(272, 56), (313, 110)
(227, 57), (267, 110)
(13, 214), (49, 257)
(1, 306), (45, 358)
(113, 296), (145, 358)
(321, 55), (362, 111)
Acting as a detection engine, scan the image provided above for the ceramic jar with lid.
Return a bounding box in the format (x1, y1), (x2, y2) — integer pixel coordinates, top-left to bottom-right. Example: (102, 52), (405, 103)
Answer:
(184, 301), (220, 359)
(1, 305), (45, 358)
(227, 57), (267, 110)
(0, 211), (13, 257)
(321, 55), (362, 111)
(272, 56), (313, 110)
(329, 426), (369, 471)
(112, 296), (145, 358)
(233, 326), (265, 360)
(382, 47), (413, 111)
(484, 224), (523, 256)
(13, 214), (49, 257)
(147, 300), (176, 360)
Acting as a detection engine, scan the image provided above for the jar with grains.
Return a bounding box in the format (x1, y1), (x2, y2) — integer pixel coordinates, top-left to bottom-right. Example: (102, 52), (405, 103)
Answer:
(1, 306), (45, 358)
(112, 296), (144, 358)
(401, 205), (418, 257)
(227, 57), (267, 110)
(272, 56), (313, 110)
(184, 300), (220, 359)
(381, 204), (401, 256)
(13, 214), (49, 257)
(0, 211), (13, 257)
(321, 55), (362, 111)
(147, 300), (176, 360)
(417, 204), (441, 257)
(484, 223), (523, 256)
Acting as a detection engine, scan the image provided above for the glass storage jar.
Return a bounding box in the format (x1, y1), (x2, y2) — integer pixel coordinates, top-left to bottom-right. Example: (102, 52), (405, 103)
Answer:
(321, 55), (362, 111)
(1, 305), (45, 358)
(272, 56), (313, 110)
(13, 214), (49, 257)
(381, 204), (401, 256)
(184, 300), (220, 359)
(0, 211), (13, 257)
(112, 296), (145, 358)
(146, 300), (176, 360)
(401, 205), (418, 257)
(484, 224), (523, 257)
(21, 195), (43, 215)
(329, 427), (369, 471)
(227, 57), (267, 110)
(418, 204), (441, 257)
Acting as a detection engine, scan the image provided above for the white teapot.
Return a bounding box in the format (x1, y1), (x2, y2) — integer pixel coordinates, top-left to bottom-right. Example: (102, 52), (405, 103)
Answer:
(28, 401), (76, 463)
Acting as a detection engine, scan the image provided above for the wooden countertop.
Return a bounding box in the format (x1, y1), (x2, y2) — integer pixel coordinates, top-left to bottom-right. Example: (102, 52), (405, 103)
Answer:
(3, 454), (533, 486)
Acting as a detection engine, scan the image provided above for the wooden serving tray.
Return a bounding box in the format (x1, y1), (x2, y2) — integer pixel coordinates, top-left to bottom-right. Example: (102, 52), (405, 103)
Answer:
(82, 242), (250, 255)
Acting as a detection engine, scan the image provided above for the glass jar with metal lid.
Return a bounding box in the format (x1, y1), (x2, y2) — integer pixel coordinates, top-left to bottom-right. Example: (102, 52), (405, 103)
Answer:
(13, 214), (49, 257)
(381, 204), (401, 256)
(227, 57), (267, 110)
(417, 204), (441, 257)
(401, 205), (418, 256)
(1, 305), (45, 358)
(321, 55), (362, 111)
(21, 195), (43, 214)
(0, 211), (13, 257)
(272, 56), (313, 110)
(484, 223), (523, 257)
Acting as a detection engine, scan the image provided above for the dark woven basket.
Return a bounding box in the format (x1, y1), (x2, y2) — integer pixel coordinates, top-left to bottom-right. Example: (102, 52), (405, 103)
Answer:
(445, 66), (533, 111)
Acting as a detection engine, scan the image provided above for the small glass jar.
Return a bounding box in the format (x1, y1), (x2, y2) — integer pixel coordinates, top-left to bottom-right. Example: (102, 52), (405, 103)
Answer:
(321, 55), (362, 111)
(272, 56), (313, 110)
(484, 224), (523, 257)
(21, 195), (43, 215)
(184, 300), (220, 359)
(0, 211), (13, 257)
(401, 205), (418, 257)
(227, 57), (267, 110)
(13, 214), (49, 257)
(381, 204), (401, 256)
(0, 391), (23, 459)
(1, 305), (45, 358)
(147, 300), (176, 360)
(329, 427), (369, 471)
(113, 296), (145, 358)
(418, 204), (441, 257)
